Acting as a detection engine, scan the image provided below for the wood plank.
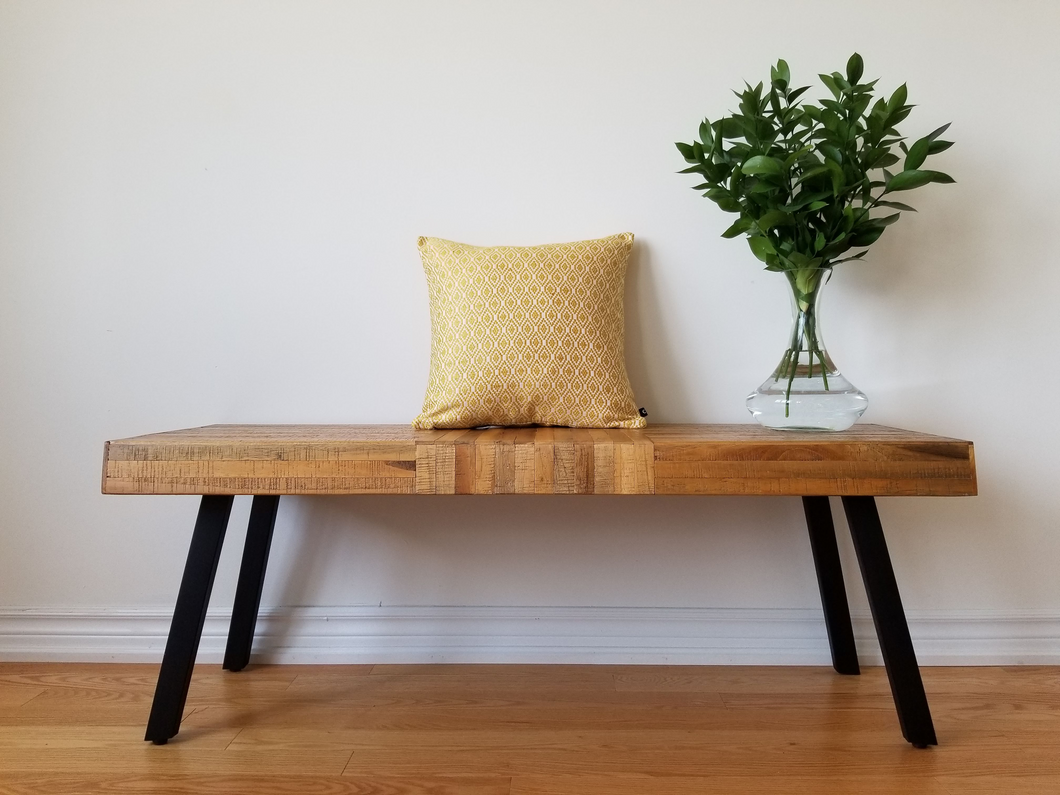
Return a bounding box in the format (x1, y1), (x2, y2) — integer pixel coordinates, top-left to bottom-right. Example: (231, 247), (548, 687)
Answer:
(0, 746), (355, 776)
(573, 430), (595, 494)
(0, 686), (44, 712)
(102, 423), (975, 496)
(510, 774), (958, 795)
(415, 444), (435, 494)
(472, 430), (500, 494)
(494, 439), (515, 494)
(0, 775), (510, 795)
(552, 428), (576, 495)
(454, 437), (476, 495)
(589, 429), (614, 494)
(533, 427), (555, 494)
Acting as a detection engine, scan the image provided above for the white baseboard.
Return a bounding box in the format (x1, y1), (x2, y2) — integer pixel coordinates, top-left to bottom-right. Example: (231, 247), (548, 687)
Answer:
(0, 606), (1057, 665)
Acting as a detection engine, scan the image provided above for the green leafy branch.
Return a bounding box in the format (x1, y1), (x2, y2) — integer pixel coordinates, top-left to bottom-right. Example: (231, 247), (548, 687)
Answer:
(675, 53), (955, 306)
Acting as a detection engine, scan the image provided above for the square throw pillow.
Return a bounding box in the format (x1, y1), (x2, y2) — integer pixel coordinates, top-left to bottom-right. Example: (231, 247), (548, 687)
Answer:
(413, 233), (646, 429)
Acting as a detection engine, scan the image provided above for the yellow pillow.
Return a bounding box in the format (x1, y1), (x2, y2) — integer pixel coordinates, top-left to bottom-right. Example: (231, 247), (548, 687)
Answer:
(413, 233), (646, 429)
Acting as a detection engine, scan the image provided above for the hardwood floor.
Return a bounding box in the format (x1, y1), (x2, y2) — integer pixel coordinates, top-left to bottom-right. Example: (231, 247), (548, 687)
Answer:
(0, 663), (1057, 793)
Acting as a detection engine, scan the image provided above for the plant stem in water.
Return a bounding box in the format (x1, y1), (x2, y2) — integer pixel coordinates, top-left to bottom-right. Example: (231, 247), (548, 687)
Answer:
(816, 348), (829, 390)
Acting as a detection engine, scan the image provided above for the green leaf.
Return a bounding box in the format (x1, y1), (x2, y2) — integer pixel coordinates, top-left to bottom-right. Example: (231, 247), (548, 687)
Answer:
(850, 226), (886, 247)
(769, 88), (783, 117)
(819, 73), (841, 100)
(787, 85), (810, 103)
(748, 236), (776, 262)
(886, 169), (934, 191)
(927, 139), (954, 154)
(675, 142), (695, 162)
(866, 212), (901, 227)
(851, 93), (872, 119)
(783, 189), (831, 211)
(830, 250), (869, 265)
(756, 209), (793, 231)
(875, 200), (917, 212)
(926, 170), (955, 184)
(905, 136), (931, 171)
(794, 164), (831, 186)
(808, 200), (829, 210)
(926, 122), (951, 142)
(826, 160), (845, 195)
(776, 59), (790, 86)
(699, 120), (713, 147)
(841, 206), (856, 233)
(888, 106), (912, 126)
(721, 217), (752, 238)
(741, 155), (784, 176)
(747, 180), (776, 194)
(846, 53), (864, 85)
(820, 144), (843, 164)
(815, 231), (826, 252)
(888, 83), (908, 112)
(783, 145), (813, 169)
(748, 180), (777, 194)
(718, 117), (745, 139)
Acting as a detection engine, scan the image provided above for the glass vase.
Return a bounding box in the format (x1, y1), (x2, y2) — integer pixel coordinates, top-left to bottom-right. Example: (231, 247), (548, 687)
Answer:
(746, 269), (868, 431)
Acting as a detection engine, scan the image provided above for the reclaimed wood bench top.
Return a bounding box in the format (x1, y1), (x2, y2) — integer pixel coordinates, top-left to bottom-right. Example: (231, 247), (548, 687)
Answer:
(102, 424), (976, 497)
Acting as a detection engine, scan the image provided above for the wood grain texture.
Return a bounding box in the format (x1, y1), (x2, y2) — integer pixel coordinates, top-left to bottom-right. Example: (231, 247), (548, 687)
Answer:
(102, 423), (974, 496)
(0, 663), (1056, 794)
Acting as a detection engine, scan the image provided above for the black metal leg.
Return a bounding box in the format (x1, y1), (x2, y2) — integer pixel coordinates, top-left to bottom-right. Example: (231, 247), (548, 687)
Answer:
(842, 496), (937, 747)
(802, 497), (860, 675)
(223, 495), (280, 672)
(145, 495), (233, 744)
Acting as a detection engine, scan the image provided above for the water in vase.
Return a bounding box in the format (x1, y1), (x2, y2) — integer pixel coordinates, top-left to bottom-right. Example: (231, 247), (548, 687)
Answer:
(746, 270), (868, 431)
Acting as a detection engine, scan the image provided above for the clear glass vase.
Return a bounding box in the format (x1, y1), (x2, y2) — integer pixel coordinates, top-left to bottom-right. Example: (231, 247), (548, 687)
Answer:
(746, 269), (868, 431)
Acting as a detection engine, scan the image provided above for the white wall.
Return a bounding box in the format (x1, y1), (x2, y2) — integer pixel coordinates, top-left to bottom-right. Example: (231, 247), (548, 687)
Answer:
(1, 0), (1058, 662)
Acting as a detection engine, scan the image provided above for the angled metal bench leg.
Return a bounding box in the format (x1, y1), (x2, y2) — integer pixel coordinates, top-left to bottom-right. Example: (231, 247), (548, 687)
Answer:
(802, 496), (860, 675)
(842, 496), (937, 747)
(223, 495), (280, 672)
(145, 495), (234, 744)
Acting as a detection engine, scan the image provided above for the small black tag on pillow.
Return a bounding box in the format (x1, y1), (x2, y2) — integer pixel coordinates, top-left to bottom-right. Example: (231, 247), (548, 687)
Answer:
(638, 407), (648, 417)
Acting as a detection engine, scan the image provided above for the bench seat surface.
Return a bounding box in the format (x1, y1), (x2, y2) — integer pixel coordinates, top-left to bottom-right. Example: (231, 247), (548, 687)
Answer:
(102, 424), (976, 497)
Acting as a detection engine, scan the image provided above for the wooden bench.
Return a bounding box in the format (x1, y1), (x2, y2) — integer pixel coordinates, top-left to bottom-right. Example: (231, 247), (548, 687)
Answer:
(102, 423), (977, 747)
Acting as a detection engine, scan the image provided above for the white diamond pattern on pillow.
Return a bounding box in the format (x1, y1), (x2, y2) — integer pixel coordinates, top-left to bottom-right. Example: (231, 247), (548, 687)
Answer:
(413, 233), (645, 429)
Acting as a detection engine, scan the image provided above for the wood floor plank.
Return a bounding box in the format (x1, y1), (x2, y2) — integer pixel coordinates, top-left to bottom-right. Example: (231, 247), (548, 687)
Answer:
(935, 775), (1060, 795)
(0, 775), (511, 795)
(0, 685), (45, 711)
(511, 774), (958, 795)
(179, 693), (725, 732)
(280, 672), (619, 701)
(337, 740), (1060, 778)
(0, 746), (355, 776)
(0, 724), (239, 749)
(367, 663), (623, 678)
(615, 666), (895, 694)
(0, 686), (156, 726)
